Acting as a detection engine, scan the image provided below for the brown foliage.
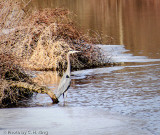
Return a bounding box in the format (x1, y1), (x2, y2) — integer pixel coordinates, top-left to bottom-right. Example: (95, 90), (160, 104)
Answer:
(0, 4), (104, 70)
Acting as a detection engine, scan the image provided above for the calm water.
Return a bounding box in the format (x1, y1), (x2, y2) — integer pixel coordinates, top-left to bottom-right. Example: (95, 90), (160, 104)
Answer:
(1, 0), (160, 135)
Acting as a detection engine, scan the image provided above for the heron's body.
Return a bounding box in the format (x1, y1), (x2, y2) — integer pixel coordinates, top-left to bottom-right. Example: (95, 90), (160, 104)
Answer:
(57, 72), (71, 99)
(56, 50), (80, 100)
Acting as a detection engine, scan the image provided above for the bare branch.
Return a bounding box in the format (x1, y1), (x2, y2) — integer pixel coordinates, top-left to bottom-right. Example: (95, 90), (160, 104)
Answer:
(9, 81), (59, 103)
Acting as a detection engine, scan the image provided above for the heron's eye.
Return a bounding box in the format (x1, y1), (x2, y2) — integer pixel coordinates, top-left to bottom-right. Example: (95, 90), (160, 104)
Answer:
(66, 75), (70, 78)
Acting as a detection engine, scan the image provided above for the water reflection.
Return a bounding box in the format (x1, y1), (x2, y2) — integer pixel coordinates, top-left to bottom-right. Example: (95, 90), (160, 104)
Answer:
(31, 71), (61, 90)
(122, 0), (160, 58)
(24, 71), (61, 106)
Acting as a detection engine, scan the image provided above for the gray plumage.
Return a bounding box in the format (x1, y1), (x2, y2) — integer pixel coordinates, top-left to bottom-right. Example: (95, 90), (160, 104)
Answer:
(56, 50), (80, 100)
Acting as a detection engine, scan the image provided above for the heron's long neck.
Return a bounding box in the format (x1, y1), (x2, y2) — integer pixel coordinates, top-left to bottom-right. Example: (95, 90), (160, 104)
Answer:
(66, 53), (71, 74)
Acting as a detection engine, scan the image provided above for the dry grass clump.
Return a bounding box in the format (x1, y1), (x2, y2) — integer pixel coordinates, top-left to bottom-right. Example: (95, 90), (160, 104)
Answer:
(0, 52), (33, 108)
(26, 8), (105, 70)
(0, 79), (33, 108)
(0, 0), (23, 29)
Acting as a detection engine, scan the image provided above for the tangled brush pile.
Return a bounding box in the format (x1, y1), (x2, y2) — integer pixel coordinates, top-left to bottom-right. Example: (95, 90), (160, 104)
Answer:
(0, 1), (105, 71)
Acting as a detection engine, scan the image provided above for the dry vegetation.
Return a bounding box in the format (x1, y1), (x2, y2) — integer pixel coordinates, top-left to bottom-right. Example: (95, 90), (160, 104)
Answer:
(0, 1), (104, 70)
(0, 52), (33, 107)
(0, 0), (105, 107)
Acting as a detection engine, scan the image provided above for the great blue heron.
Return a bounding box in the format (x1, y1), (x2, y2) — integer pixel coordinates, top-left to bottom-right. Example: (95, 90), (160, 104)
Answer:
(55, 50), (80, 100)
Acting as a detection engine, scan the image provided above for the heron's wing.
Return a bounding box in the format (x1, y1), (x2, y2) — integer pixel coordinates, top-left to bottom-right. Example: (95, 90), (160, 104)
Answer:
(56, 73), (71, 98)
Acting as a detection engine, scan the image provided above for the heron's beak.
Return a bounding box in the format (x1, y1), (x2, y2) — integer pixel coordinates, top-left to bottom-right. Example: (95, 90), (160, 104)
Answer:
(74, 51), (81, 53)
(71, 50), (81, 54)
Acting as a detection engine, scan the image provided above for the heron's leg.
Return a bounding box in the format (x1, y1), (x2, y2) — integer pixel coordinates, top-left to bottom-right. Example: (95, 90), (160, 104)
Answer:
(63, 90), (68, 101)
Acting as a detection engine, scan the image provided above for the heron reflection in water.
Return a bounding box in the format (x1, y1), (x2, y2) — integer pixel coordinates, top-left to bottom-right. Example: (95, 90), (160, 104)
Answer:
(56, 50), (80, 101)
